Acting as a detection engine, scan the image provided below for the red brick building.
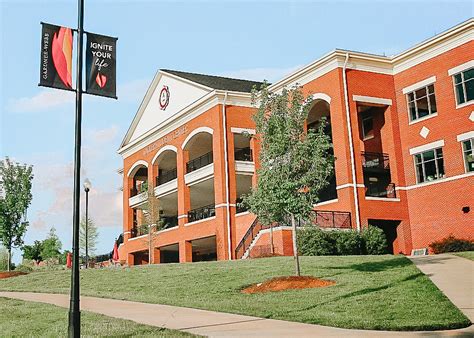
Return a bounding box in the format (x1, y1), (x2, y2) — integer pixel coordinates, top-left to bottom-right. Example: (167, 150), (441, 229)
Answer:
(118, 19), (473, 265)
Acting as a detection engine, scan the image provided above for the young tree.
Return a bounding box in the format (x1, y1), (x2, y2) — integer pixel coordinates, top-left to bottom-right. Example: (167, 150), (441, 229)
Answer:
(23, 240), (43, 263)
(243, 84), (334, 276)
(79, 216), (99, 259)
(41, 227), (62, 260)
(0, 157), (34, 271)
(142, 188), (162, 264)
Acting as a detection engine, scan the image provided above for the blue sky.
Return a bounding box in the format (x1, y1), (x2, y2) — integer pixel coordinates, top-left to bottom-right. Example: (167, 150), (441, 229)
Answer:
(1, 0), (472, 263)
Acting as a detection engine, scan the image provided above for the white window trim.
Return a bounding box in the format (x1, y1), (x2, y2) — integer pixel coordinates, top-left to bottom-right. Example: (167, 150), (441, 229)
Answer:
(352, 95), (392, 106)
(402, 76), (437, 94)
(365, 196), (400, 202)
(409, 140), (445, 155)
(456, 101), (474, 109)
(406, 84), (437, 123)
(457, 130), (474, 142)
(408, 112), (438, 125)
(447, 60), (474, 76)
(231, 127), (256, 135)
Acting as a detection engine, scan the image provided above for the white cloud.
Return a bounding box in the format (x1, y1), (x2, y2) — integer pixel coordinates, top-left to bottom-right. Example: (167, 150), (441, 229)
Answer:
(220, 65), (303, 83)
(8, 90), (75, 113)
(117, 79), (150, 102)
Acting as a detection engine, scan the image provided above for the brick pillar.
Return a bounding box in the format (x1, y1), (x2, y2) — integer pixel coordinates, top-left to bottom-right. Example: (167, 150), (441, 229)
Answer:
(152, 247), (161, 264)
(127, 253), (134, 266)
(177, 149), (190, 226)
(179, 240), (193, 262)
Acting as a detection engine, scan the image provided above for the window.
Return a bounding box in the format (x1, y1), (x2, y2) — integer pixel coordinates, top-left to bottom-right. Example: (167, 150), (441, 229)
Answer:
(414, 148), (445, 183)
(462, 138), (474, 172)
(361, 111), (374, 140)
(407, 84), (437, 122)
(453, 68), (474, 105)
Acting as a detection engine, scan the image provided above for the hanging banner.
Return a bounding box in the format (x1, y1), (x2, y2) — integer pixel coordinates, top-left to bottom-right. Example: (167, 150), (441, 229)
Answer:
(86, 32), (117, 99)
(39, 23), (74, 91)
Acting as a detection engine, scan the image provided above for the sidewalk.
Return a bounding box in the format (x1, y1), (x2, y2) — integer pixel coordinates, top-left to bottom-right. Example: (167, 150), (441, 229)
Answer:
(409, 253), (474, 322)
(0, 291), (472, 337)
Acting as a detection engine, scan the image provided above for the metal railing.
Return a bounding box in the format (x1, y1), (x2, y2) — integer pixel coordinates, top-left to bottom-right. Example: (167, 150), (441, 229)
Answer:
(366, 182), (396, 198)
(361, 152), (390, 171)
(311, 210), (352, 229)
(130, 181), (148, 197)
(186, 151), (213, 173)
(235, 217), (268, 259)
(156, 168), (177, 186)
(130, 224), (149, 238)
(187, 204), (216, 223)
(236, 197), (249, 214)
(234, 147), (253, 162)
(161, 216), (178, 229)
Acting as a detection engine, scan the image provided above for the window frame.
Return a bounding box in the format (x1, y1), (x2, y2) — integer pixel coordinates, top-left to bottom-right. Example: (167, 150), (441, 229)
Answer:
(413, 147), (445, 184)
(406, 84), (437, 123)
(361, 111), (374, 140)
(461, 138), (474, 173)
(452, 67), (474, 107)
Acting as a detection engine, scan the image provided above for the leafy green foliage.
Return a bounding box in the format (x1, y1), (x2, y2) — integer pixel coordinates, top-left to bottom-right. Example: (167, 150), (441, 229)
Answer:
(297, 226), (388, 256)
(40, 227), (62, 260)
(429, 236), (474, 254)
(79, 216), (99, 257)
(361, 226), (388, 255)
(22, 240), (43, 263)
(0, 246), (8, 271)
(0, 157), (34, 270)
(243, 84), (334, 226)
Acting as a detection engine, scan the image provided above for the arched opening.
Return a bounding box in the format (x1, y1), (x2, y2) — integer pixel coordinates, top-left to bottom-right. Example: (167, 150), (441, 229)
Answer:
(153, 149), (178, 186)
(153, 149), (178, 229)
(128, 163), (148, 197)
(307, 99), (337, 202)
(184, 131), (213, 173)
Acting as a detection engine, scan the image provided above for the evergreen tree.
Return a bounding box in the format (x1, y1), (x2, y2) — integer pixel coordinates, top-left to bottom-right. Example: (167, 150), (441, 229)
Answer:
(41, 227), (62, 260)
(79, 216), (99, 257)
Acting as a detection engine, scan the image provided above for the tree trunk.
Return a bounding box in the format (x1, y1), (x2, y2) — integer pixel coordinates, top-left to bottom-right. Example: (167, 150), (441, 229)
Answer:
(291, 214), (300, 276)
(270, 223), (274, 255)
(148, 224), (152, 265)
(7, 248), (11, 272)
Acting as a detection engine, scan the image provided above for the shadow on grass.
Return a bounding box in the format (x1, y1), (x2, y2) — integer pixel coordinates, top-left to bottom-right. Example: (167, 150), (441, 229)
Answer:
(321, 257), (412, 273)
(408, 255), (453, 266)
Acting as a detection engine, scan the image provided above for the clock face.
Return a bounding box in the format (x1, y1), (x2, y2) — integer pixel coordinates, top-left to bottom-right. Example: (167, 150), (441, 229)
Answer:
(159, 85), (170, 110)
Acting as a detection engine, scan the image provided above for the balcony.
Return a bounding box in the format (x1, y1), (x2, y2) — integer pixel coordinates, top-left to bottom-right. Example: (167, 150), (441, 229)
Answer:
(130, 224), (149, 238)
(187, 204), (216, 223)
(186, 151), (213, 173)
(154, 169), (178, 197)
(234, 147), (253, 162)
(160, 215), (178, 230)
(365, 182), (396, 198)
(361, 152), (390, 172)
(236, 197), (249, 214)
(156, 168), (177, 186)
(129, 183), (148, 208)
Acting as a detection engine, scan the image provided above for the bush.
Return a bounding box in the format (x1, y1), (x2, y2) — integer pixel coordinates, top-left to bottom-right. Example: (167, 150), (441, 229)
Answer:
(361, 225), (388, 255)
(430, 235), (474, 253)
(0, 247), (8, 271)
(297, 225), (388, 256)
(15, 264), (33, 273)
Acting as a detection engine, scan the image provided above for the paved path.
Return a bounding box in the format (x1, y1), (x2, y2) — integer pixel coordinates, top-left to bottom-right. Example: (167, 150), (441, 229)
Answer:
(0, 291), (472, 337)
(409, 253), (474, 322)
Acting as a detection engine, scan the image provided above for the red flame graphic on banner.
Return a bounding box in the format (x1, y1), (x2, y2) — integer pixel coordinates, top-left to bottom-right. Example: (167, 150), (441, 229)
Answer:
(96, 73), (107, 88)
(51, 27), (73, 88)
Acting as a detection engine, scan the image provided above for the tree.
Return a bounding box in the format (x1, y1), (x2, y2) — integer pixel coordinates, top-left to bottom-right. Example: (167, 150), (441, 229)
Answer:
(79, 216), (99, 259)
(243, 84), (334, 276)
(0, 157), (34, 271)
(41, 227), (62, 260)
(23, 240), (43, 263)
(142, 187), (162, 264)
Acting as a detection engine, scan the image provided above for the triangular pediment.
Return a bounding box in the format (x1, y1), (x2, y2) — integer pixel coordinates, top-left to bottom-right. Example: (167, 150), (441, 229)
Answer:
(121, 70), (212, 148)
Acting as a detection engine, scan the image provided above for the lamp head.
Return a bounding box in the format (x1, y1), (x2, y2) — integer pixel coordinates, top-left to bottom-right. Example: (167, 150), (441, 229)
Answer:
(83, 178), (92, 192)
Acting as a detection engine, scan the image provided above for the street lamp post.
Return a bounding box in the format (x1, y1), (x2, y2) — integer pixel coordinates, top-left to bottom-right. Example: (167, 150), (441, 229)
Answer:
(83, 179), (91, 269)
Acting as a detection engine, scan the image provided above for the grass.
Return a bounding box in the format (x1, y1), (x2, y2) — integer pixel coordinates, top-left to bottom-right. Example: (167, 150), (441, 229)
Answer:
(0, 255), (470, 331)
(0, 297), (196, 337)
(452, 251), (474, 261)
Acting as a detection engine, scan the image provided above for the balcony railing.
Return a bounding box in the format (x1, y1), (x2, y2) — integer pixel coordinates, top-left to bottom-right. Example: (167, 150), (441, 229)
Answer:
(161, 216), (178, 229)
(187, 204), (216, 223)
(155, 168), (177, 186)
(366, 182), (396, 198)
(234, 147), (253, 162)
(130, 224), (149, 238)
(186, 151), (213, 173)
(311, 210), (352, 229)
(361, 152), (390, 171)
(130, 181), (148, 197)
(236, 197), (249, 214)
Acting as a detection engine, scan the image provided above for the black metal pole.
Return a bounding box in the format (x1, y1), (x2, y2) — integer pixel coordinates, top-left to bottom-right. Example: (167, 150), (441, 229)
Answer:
(85, 188), (89, 268)
(68, 0), (84, 336)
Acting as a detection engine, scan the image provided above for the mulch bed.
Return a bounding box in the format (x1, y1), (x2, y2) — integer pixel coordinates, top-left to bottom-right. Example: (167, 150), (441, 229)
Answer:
(0, 271), (28, 279)
(242, 276), (335, 294)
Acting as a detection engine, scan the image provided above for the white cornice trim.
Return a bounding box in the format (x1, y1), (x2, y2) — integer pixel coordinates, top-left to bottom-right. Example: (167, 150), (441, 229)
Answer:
(409, 139), (445, 155)
(457, 130), (474, 142)
(352, 95), (392, 106)
(448, 60), (474, 76)
(181, 126), (214, 149)
(402, 76), (437, 94)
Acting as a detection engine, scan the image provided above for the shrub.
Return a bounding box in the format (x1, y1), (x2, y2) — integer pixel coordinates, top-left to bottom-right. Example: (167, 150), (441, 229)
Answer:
(335, 230), (364, 255)
(429, 235), (474, 253)
(362, 225), (388, 255)
(0, 247), (8, 271)
(15, 264), (33, 273)
(297, 227), (336, 256)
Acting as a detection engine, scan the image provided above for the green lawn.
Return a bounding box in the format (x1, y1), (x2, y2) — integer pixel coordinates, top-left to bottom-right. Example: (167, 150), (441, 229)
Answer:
(0, 297), (196, 337)
(0, 256), (470, 331)
(453, 251), (474, 261)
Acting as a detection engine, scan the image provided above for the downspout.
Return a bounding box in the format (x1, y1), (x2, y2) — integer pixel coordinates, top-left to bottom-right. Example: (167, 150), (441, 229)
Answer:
(222, 91), (232, 260)
(342, 53), (361, 232)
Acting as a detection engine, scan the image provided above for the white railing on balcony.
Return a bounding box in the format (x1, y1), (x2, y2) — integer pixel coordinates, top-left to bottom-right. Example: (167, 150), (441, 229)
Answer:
(184, 163), (214, 186)
(154, 179), (178, 198)
(235, 161), (254, 174)
(129, 191), (147, 208)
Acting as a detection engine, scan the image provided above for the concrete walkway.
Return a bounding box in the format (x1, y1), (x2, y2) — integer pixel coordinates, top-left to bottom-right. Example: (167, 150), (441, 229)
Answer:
(0, 291), (472, 337)
(409, 253), (474, 322)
